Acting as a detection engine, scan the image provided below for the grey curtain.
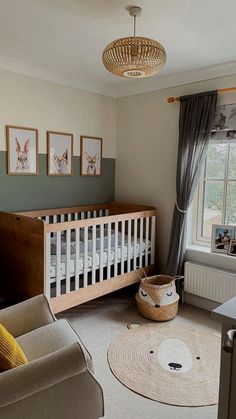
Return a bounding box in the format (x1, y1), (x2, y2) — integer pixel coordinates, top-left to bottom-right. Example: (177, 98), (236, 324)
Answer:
(165, 90), (218, 275)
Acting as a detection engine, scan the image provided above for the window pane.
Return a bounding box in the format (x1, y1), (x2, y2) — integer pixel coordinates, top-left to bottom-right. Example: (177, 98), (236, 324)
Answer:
(201, 181), (224, 238)
(205, 143), (227, 179)
(226, 182), (236, 224)
(228, 144), (236, 179)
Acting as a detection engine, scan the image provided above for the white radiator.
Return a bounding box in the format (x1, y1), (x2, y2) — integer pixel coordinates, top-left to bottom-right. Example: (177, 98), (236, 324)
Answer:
(184, 261), (236, 303)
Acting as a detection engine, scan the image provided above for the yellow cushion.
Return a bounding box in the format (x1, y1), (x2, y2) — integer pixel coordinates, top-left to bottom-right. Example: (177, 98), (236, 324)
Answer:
(0, 324), (28, 371)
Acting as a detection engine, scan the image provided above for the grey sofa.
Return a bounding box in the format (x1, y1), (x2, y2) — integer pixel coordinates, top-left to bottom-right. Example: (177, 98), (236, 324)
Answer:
(0, 295), (104, 419)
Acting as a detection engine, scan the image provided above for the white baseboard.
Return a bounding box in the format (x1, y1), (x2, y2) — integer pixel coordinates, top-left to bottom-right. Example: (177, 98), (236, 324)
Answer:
(184, 292), (221, 311)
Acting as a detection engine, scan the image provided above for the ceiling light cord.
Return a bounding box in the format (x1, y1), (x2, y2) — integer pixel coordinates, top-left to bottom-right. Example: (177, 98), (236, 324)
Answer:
(133, 15), (136, 37)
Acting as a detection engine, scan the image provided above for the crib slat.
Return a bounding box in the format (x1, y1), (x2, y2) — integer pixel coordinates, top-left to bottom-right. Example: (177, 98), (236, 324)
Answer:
(93, 210), (97, 218)
(99, 224), (104, 282)
(107, 223), (111, 279)
(121, 220), (125, 275)
(83, 226), (88, 287)
(66, 230), (71, 293)
(60, 214), (64, 223)
(92, 225), (96, 284)
(105, 209), (109, 216)
(81, 212), (85, 220)
(45, 216), (50, 224)
(53, 215), (57, 224)
(99, 210), (103, 217)
(68, 213), (71, 222)
(114, 221), (118, 277)
(133, 218), (137, 270)
(87, 211), (91, 219)
(127, 219), (131, 273)
(145, 217), (150, 266)
(75, 228), (80, 290)
(151, 216), (156, 265)
(56, 231), (61, 297)
(45, 233), (51, 299)
(74, 212), (79, 221)
(139, 218), (144, 268)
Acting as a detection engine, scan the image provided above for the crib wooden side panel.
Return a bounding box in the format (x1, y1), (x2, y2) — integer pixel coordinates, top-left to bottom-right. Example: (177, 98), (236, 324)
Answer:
(0, 212), (44, 302)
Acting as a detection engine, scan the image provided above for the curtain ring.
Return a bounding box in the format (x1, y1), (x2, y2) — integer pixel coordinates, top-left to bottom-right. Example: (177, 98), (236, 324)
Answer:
(175, 202), (188, 214)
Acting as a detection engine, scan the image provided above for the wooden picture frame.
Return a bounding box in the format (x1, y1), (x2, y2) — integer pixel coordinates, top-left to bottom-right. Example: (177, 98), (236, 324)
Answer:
(211, 224), (235, 254)
(6, 125), (38, 175)
(47, 131), (73, 176)
(80, 136), (102, 176)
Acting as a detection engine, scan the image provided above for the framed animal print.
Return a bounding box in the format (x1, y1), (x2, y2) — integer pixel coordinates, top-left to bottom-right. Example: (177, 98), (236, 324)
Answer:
(80, 136), (102, 176)
(47, 131), (73, 176)
(6, 125), (38, 175)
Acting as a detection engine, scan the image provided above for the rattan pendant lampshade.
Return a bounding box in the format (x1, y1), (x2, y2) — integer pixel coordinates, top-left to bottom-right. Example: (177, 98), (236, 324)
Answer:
(102, 6), (166, 78)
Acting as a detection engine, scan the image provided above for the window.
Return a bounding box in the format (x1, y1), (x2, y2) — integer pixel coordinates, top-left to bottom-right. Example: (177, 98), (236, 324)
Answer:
(194, 132), (236, 244)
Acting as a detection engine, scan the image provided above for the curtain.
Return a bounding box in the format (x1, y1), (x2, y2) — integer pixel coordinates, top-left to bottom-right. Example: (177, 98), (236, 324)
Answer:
(165, 90), (218, 276)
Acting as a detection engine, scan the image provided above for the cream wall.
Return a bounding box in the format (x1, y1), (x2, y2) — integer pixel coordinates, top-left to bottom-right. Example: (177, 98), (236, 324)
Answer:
(116, 74), (236, 270)
(0, 69), (116, 157)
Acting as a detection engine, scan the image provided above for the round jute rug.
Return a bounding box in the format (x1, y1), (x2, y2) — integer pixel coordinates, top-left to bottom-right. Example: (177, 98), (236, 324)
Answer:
(108, 323), (221, 406)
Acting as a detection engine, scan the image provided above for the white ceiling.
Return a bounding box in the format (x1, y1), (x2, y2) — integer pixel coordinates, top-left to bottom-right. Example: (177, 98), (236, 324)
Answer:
(0, 0), (236, 97)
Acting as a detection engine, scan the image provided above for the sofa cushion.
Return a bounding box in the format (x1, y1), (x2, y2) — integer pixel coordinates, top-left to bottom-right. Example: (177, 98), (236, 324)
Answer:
(16, 319), (93, 371)
(0, 324), (28, 371)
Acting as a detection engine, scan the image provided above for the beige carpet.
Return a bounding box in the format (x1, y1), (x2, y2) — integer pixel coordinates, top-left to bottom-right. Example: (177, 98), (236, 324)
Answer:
(108, 323), (220, 406)
(58, 291), (221, 419)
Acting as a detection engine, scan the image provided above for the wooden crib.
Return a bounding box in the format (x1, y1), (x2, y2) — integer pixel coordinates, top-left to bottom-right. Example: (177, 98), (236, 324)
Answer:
(0, 202), (156, 313)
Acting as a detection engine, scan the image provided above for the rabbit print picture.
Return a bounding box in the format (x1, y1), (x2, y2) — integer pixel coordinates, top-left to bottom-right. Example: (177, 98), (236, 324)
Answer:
(48, 132), (73, 176)
(7, 126), (38, 175)
(15, 138), (30, 172)
(81, 136), (102, 176)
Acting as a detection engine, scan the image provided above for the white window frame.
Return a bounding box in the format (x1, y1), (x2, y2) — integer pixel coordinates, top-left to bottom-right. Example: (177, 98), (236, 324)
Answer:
(193, 138), (236, 246)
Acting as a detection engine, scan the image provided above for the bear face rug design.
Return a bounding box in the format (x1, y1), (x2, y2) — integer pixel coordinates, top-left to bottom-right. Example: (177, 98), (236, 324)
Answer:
(107, 323), (221, 406)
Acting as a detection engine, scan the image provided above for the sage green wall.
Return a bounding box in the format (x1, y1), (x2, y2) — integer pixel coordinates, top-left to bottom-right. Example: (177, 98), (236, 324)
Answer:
(0, 152), (115, 212)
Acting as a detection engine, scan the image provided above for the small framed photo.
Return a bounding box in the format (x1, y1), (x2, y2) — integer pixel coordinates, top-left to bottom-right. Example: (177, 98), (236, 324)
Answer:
(228, 240), (236, 256)
(6, 125), (38, 175)
(80, 136), (102, 176)
(211, 224), (235, 253)
(47, 131), (73, 176)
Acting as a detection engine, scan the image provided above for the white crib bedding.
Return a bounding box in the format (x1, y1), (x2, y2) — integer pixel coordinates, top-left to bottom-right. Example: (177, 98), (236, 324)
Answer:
(50, 238), (151, 282)
(50, 227), (122, 255)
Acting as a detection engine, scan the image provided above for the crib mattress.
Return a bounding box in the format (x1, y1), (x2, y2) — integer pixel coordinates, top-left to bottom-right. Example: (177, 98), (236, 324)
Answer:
(50, 239), (150, 282)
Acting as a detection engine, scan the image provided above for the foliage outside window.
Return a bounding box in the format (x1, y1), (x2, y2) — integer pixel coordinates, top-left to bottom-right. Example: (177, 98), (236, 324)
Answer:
(195, 133), (236, 244)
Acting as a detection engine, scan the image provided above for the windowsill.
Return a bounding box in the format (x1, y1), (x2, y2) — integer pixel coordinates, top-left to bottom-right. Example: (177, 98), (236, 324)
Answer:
(187, 243), (236, 258)
(186, 243), (236, 271)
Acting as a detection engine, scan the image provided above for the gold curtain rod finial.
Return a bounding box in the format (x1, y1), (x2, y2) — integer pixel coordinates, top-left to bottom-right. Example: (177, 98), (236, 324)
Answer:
(167, 96), (178, 103)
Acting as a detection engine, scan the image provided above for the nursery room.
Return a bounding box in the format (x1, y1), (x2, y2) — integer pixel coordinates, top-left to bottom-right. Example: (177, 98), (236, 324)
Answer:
(0, 1), (236, 418)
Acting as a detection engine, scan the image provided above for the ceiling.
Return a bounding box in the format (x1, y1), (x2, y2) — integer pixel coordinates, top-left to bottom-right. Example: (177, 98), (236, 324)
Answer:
(0, 0), (236, 97)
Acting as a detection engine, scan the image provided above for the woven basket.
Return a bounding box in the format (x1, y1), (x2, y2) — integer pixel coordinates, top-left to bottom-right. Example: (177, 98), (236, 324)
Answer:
(135, 275), (179, 321)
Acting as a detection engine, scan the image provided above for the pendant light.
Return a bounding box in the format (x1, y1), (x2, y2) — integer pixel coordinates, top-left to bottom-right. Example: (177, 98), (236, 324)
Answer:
(102, 6), (166, 78)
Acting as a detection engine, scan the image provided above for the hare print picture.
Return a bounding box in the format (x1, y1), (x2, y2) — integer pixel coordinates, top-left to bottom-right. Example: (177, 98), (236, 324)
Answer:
(6, 126), (38, 175)
(80, 136), (102, 176)
(47, 131), (73, 176)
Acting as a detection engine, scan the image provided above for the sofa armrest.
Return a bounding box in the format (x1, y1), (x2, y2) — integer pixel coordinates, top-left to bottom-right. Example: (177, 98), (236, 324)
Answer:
(0, 343), (87, 408)
(0, 294), (55, 337)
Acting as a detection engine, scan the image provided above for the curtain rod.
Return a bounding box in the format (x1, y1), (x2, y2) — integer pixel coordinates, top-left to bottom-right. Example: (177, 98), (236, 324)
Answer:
(167, 86), (236, 103)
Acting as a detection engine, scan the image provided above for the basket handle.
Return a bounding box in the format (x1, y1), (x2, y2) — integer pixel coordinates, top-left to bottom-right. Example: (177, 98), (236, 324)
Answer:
(137, 267), (147, 282)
